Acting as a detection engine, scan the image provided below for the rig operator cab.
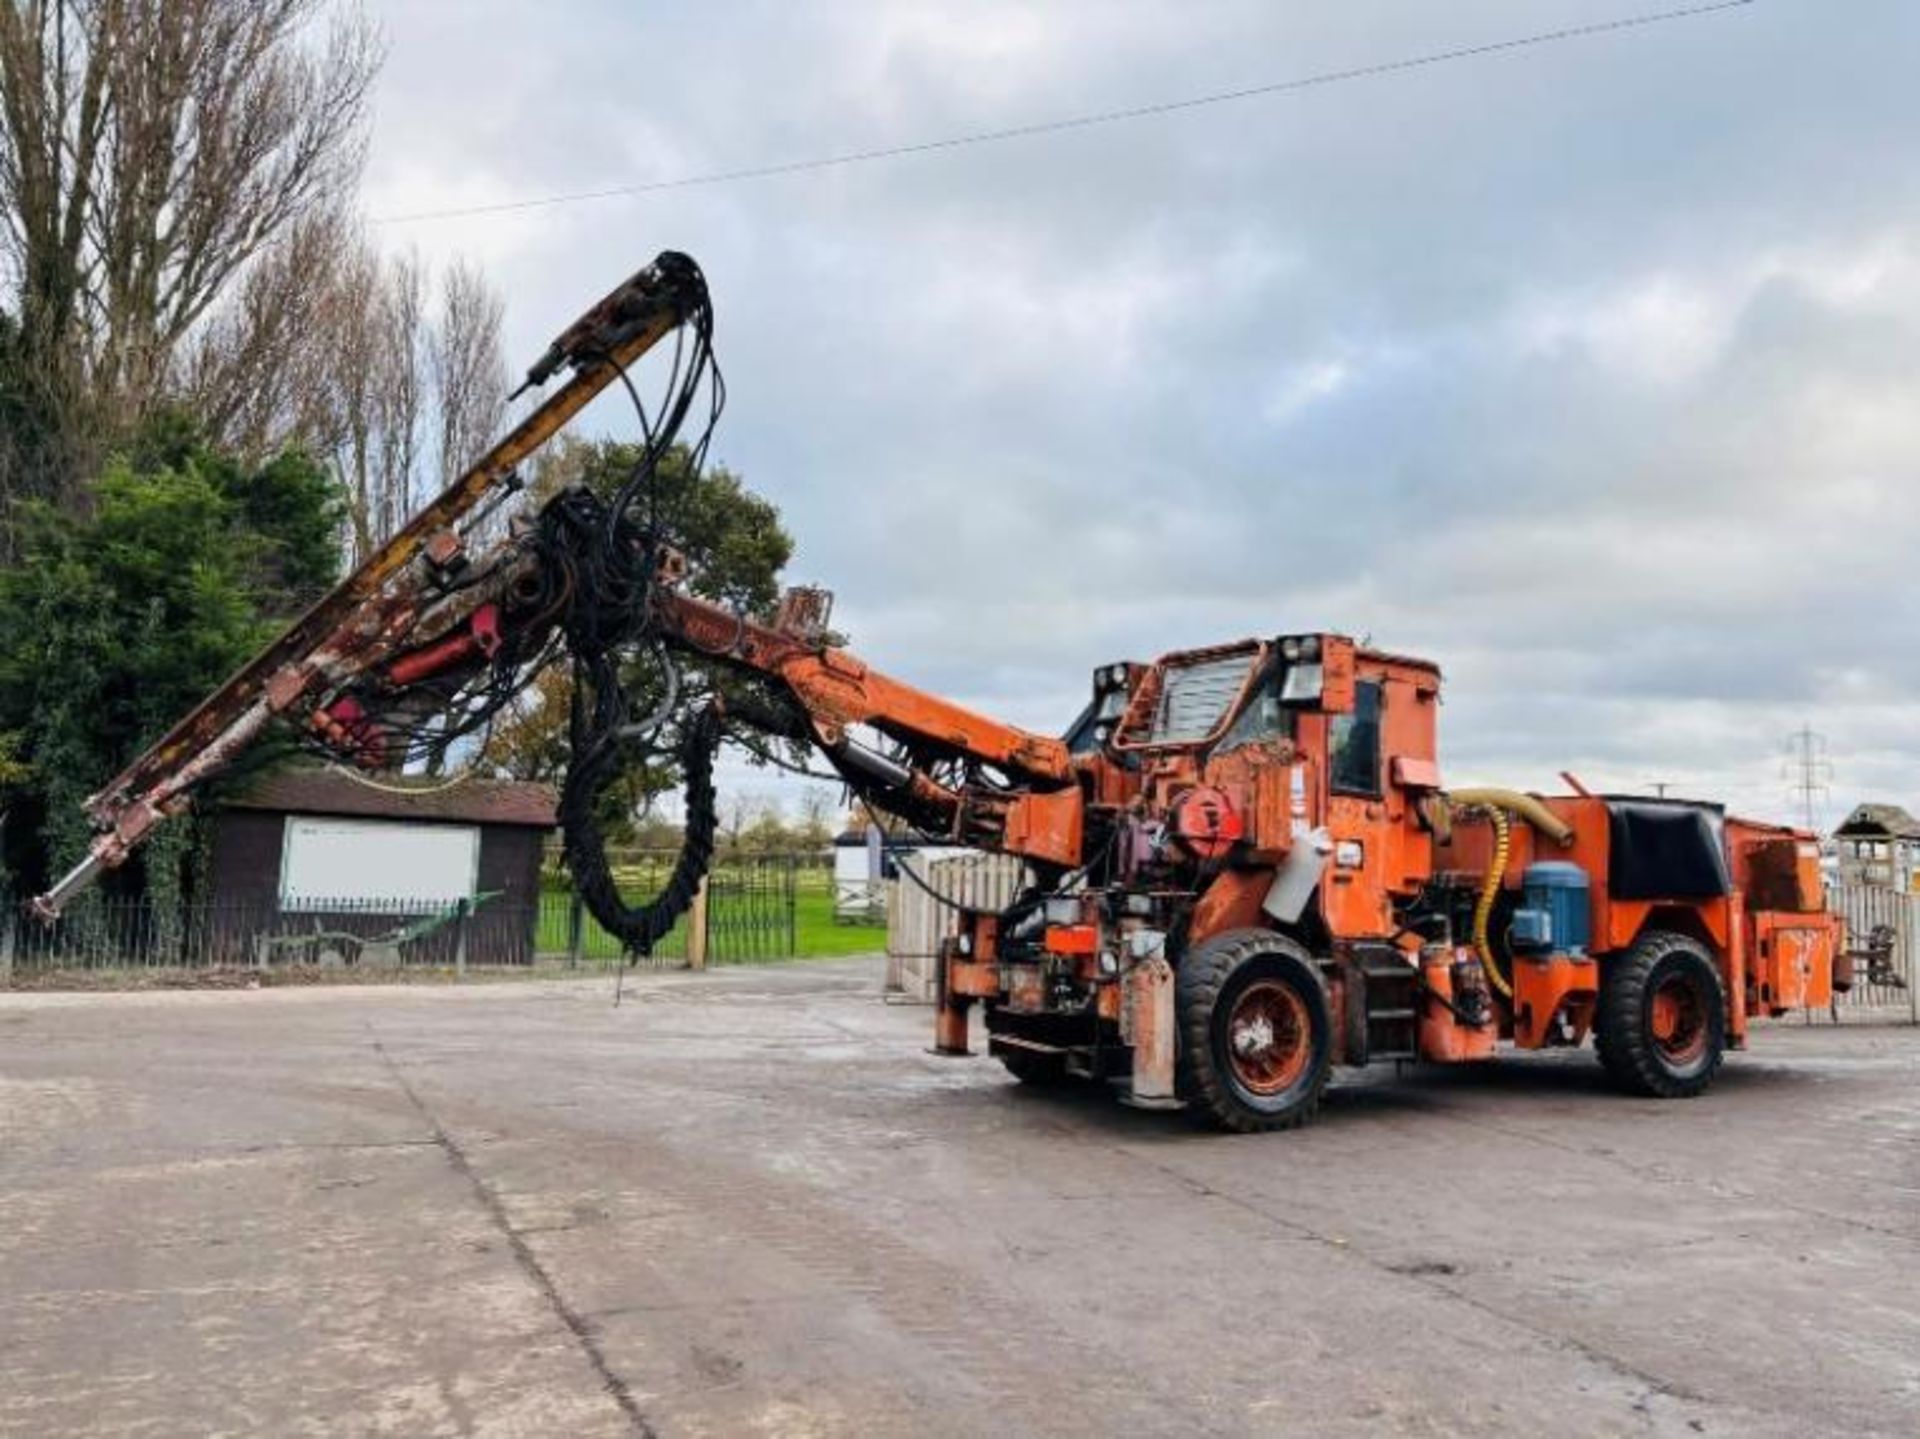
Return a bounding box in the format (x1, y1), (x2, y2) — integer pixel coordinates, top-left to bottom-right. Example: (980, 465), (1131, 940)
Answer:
(943, 633), (1841, 1132)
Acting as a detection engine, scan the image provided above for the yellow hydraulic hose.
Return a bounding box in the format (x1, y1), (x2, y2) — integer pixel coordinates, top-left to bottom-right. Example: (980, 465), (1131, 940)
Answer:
(1447, 787), (1573, 848)
(1448, 787), (1573, 1002)
(1470, 806), (1514, 998)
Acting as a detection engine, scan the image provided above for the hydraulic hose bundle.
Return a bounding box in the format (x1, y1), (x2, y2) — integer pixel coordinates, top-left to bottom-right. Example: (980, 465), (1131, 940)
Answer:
(533, 484), (726, 954)
(535, 268), (731, 955)
(563, 705), (720, 956)
(305, 257), (732, 957)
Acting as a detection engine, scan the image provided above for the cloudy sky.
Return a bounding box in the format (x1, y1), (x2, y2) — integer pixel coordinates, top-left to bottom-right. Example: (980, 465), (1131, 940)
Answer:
(362, 0), (1920, 827)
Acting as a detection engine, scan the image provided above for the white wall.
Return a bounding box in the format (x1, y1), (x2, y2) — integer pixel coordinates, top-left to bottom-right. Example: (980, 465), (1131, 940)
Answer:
(279, 817), (480, 913)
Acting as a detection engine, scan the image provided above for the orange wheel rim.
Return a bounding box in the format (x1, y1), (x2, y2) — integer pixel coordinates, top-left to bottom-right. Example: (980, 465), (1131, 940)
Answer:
(1650, 974), (1707, 1066)
(1226, 979), (1311, 1095)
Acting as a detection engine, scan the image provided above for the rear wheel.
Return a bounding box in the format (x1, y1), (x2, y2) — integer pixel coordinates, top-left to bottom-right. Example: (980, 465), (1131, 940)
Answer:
(1596, 930), (1726, 1098)
(1176, 929), (1333, 1133)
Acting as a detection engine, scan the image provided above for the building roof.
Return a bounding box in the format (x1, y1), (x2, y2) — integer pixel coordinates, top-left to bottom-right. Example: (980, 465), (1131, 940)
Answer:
(1834, 802), (1920, 841)
(224, 769), (557, 828)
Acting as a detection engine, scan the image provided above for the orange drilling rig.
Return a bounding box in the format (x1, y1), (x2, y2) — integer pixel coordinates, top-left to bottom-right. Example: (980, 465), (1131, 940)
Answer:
(32, 254), (1844, 1131)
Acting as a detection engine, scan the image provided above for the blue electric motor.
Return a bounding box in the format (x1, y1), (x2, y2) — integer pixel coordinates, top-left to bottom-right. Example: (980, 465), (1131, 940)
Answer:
(1508, 861), (1591, 956)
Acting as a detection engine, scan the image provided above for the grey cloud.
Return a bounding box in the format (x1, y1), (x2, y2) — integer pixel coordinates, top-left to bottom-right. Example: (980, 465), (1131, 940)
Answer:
(365, 0), (1920, 828)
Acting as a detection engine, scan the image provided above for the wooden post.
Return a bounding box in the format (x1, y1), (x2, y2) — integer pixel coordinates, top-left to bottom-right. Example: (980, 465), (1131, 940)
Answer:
(1905, 891), (1919, 1027)
(687, 874), (710, 971)
(0, 904), (14, 987)
(454, 898), (470, 980)
(566, 892), (585, 969)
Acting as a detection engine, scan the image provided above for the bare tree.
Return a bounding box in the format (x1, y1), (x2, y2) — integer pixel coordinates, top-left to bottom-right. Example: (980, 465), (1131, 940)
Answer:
(368, 250), (423, 547)
(721, 791), (757, 852)
(178, 226), (508, 562)
(0, 0), (379, 499)
(173, 206), (355, 456)
(334, 248), (504, 560)
(797, 787), (835, 846)
(431, 259), (506, 491)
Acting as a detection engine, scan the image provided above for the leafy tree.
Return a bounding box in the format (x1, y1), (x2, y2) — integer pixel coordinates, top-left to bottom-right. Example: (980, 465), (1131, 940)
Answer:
(0, 417), (344, 903)
(0, 731), (27, 868)
(0, 309), (83, 556)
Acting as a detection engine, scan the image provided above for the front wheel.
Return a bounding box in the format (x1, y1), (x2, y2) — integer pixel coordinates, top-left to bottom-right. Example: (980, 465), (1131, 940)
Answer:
(1595, 930), (1727, 1098)
(1176, 929), (1333, 1133)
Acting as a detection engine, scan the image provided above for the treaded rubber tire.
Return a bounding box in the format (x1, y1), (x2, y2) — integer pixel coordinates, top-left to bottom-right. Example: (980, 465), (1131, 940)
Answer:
(998, 1049), (1069, 1086)
(1591, 1011), (1618, 1075)
(1595, 930), (1726, 1099)
(1176, 928), (1333, 1133)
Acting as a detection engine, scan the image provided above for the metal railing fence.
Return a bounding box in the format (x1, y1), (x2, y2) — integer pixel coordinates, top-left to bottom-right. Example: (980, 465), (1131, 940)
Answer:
(0, 851), (833, 982)
(1820, 884), (1919, 1025)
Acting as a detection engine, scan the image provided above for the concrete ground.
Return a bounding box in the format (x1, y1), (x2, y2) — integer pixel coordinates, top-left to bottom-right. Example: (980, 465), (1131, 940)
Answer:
(2, 959), (1917, 1438)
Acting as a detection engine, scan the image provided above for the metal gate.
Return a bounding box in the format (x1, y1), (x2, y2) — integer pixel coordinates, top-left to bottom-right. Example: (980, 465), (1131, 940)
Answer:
(1821, 885), (1919, 1024)
(704, 855), (800, 962)
(549, 851), (806, 968)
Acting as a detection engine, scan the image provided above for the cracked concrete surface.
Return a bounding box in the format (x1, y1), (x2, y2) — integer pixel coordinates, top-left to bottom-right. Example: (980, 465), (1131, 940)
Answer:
(2, 959), (1918, 1436)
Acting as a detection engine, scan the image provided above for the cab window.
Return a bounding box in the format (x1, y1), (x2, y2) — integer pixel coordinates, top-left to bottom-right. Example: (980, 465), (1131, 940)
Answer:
(1329, 680), (1382, 796)
(1216, 661), (1294, 752)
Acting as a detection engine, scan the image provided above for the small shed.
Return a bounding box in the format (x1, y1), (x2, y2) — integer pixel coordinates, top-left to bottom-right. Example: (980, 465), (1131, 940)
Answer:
(1833, 803), (1920, 893)
(832, 824), (978, 922)
(831, 825), (886, 922)
(208, 770), (557, 964)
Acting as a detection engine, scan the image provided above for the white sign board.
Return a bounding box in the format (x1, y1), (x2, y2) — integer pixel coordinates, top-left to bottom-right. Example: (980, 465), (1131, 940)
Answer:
(279, 817), (479, 913)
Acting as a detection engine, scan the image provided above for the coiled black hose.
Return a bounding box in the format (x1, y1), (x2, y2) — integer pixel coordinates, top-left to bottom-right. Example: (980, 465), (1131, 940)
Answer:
(561, 704), (720, 956)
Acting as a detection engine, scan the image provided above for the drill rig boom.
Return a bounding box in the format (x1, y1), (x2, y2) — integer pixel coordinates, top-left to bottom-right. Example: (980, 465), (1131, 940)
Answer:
(32, 253), (711, 920)
(650, 587), (1076, 857)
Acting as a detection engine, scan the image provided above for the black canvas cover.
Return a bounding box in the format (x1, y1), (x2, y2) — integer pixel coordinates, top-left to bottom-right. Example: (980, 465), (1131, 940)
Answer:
(1605, 800), (1731, 901)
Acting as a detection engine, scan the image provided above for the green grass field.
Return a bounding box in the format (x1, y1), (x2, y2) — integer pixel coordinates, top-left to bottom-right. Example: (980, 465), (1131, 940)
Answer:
(534, 861), (885, 963)
(792, 888), (887, 957)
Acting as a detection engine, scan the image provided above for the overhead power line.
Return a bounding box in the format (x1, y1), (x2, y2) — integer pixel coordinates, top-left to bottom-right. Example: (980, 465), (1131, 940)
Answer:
(375, 1), (1757, 226)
